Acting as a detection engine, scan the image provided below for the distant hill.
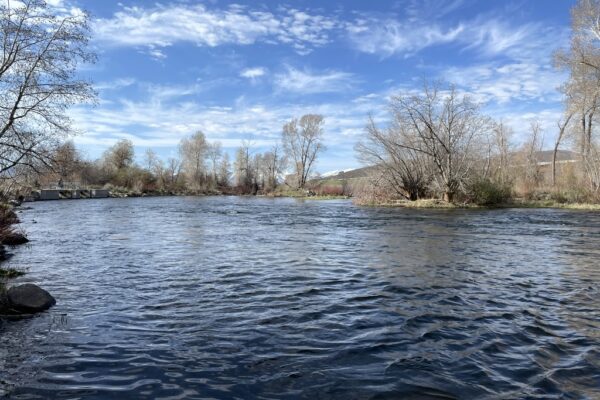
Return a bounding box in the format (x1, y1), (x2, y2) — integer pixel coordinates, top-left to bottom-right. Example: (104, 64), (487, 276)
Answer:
(314, 165), (375, 181)
(313, 150), (581, 183)
(534, 150), (579, 165)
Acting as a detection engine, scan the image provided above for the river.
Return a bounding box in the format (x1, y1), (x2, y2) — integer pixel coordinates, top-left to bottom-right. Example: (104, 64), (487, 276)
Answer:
(1, 196), (599, 399)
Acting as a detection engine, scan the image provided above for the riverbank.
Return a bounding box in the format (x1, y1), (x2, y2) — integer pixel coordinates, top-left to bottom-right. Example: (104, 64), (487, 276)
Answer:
(24, 187), (600, 209)
(353, 197), (600, 210)
(0, 204), (30, 315)
(26, 186), (350, 201)
(505, 199), (600, 210)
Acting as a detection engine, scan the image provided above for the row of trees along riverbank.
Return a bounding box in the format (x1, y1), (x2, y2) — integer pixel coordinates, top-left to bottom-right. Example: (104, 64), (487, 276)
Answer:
(6, 113), (329, 198)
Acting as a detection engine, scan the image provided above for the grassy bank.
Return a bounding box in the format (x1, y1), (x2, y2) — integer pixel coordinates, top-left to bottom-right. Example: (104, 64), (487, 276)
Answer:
(267, 187), (350, 200)
(354, 197), (600, 210)
(354, 198), (479, 209)
(503, 199), (600, 210)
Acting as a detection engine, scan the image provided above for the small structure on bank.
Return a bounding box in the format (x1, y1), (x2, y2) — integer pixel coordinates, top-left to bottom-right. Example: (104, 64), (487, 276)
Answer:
(33, 188), (109, 201)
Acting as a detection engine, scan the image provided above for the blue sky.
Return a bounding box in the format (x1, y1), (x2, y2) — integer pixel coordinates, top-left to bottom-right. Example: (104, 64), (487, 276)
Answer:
(57, 0), (574, 173)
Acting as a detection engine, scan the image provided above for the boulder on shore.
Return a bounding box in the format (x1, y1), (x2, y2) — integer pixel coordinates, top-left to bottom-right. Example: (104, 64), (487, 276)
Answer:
(2, 232), (29, 246)
(6, 283), (56, 313)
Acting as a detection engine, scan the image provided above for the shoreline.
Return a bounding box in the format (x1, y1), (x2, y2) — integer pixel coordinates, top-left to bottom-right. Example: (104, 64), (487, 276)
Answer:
(19, 191), (600, 210)
(353, 198), (600, 211)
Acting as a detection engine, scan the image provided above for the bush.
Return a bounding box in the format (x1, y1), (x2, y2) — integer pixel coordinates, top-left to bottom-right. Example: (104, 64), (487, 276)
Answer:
(308, 180), (352, 197)
(549, 188), (594, 204)
(0, 205), (19, 240)
(313, 184), (345, 196)
(467, 179), (512, 206)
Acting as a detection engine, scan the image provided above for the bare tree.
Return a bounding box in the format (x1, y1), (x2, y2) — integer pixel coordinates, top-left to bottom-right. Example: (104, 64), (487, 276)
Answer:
(218, 152), (231, 187)
(492, 121), (514, 185)
(0, 0), (95, 175)
(52, 140), (80, 186)
(206, 141), (222, 184)
(553, 112), (575, 186)
(388, 82), (493, 202)
(104, 139), (134, 171)
(143, 148), (166, 188)
(144, 149), (159, 172)
(356, 116), (431, 200)
(555, 1), (600, 158)
(569, 0), (600, 70)
(234, 141), (253, 191)
(282, 114), (325, 188)
(522, 121), (545, 189)
(583, 143), (600, 195)
(179, 131), (208, 188)
(165, 157), (182, 189)
(262, 144), (284, 191)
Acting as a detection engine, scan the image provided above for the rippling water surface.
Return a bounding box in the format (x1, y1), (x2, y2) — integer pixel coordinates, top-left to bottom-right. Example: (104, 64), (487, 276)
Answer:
(1, 196), (600, 399)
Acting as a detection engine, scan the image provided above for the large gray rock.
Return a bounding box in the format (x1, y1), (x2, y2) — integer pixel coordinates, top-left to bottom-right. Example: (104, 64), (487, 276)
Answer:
(6, 284), (56, 313)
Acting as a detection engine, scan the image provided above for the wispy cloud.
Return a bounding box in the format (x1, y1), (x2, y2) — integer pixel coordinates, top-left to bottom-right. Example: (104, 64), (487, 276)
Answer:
(347, 19), (465, 57)
(240, 67), (267, 79)
(94, 78), (136, 91)
(93, 4), (338, 56)
(346, 11), (561, 62)
(274, 66), (356, 94)
(444, 62), (566, 104)
(69, 79), (386, 171)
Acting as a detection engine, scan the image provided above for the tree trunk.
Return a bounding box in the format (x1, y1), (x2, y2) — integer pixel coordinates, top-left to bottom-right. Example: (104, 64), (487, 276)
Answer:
(444, 191), (454, 202)
(553, 113), (573, 187)
(552, 144), (559, 187)
(582, 114), (587, 155)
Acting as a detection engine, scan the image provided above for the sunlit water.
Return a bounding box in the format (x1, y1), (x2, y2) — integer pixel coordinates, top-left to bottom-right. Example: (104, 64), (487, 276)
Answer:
(1, 196), (600, 399)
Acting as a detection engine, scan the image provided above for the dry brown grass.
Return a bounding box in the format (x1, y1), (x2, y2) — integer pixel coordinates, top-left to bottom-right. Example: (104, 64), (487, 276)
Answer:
(0, 205), (19, 243)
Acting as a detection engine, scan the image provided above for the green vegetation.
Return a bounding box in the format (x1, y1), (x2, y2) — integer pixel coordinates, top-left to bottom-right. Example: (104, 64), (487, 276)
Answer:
(466, 179), (513, 207)
(0, 268), (25, 279)
(357, 198), (479, 209)
(0, 204), (27, 298)
(269, 186), (349, 200)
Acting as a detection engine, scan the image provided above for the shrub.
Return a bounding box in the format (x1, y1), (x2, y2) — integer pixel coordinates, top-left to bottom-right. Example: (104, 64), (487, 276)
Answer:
(549, 188), (594, 204)
(314, 184), (345, 196)
(467, 179), (512, 206)
(353, 181), (396, 205)
(0, 205), (19, 241)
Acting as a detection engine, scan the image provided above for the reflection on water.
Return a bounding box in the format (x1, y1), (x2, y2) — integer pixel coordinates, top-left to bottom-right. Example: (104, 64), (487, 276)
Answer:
(1, 197), (600, 399)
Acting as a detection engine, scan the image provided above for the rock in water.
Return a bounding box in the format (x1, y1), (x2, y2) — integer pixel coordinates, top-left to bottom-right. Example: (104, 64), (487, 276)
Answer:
(2, 233), (29, 246)
(7, 284), (56, 313)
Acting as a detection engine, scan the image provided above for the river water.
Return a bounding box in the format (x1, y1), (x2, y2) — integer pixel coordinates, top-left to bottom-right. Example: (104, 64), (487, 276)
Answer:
(1, 197), (599, 399)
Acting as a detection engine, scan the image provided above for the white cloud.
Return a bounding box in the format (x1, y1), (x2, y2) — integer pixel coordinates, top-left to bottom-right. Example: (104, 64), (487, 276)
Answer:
(346, 13), (563, 62)
(93, 4), (338, 56)
(145, 46), (167, 61)
(240, 67), (267, 79)
(94, 78), (136, 91)
(274, 66), (356, 94)
(444, 62), (566, 104)
(347, 19), (465, 57)
(68, 79), (387, 171)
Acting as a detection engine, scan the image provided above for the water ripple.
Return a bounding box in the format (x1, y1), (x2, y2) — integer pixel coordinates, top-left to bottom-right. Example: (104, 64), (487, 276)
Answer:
(1, 197), (600, 399)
